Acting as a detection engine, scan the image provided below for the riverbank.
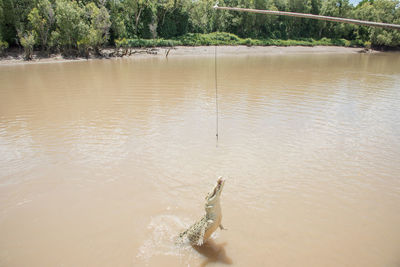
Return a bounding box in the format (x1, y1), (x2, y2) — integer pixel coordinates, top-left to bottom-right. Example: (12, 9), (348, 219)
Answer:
(0, 45), (375, 65)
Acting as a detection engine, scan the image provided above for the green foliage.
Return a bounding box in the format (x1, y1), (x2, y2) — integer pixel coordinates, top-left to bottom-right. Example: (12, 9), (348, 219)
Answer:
(187, 0), (215, 33)
(320, 0), (356, 39)
(0, 0), (399, 55)
(0, 39), (8, 55)
(77, 38), (90, 57)
(115, 38), (129, 49)
(157, 7), (189, 38)
(115, 37), (181, 48)
(49, 30), (60, 50)
(114, 37), (130, 55)
(85, 2), (111, 52)
(54, 0), (88, 52)
(19, 31), (36, 60)
(28, 0), (55, 51)
(176, 32), (240, 45)
(119, 32), (365, 48)
(121, 0), (157, 38)
(0, 0), (4, 40)
(51, 0), (110, 55)
(1, 0), (35, 44)
(354, 0), (400, 47)
(106, 0), (126, 41)
(128, 38), (181, 47)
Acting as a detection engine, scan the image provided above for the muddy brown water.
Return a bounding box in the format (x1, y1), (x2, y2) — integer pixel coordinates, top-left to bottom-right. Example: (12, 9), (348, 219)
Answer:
(1, 52), (400, 267)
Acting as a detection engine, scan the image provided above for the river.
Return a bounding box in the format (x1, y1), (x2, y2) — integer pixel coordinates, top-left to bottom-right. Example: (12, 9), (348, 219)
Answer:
(0, 50), (400, 266)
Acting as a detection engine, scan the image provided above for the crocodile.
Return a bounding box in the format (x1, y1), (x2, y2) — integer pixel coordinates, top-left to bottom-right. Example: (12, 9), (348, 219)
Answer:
(178, 177), (226, 246)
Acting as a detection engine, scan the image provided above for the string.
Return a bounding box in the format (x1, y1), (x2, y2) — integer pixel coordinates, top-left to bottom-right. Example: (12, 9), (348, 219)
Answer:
(215, 45), (219, 144)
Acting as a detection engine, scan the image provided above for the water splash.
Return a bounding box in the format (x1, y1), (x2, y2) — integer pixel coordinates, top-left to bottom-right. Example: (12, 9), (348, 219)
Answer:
(136, 214), (203, 265)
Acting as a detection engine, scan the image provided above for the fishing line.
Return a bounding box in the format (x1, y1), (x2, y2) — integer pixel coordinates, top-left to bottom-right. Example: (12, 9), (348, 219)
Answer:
(215, 45), (219, 144)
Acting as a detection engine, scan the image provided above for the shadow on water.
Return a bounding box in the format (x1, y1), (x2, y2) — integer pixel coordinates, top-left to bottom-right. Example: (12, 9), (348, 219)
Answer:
(192, 239), (233, 267)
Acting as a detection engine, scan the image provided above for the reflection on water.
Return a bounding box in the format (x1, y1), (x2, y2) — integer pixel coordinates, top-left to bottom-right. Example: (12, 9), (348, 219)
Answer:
(0, 52), (400, 266)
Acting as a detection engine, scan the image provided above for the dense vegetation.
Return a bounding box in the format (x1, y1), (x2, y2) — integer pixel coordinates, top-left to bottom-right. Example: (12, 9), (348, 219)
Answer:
(0, 0), (399, 58)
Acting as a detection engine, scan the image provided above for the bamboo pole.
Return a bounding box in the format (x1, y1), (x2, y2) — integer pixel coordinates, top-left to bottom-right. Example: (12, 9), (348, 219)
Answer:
(214, 6), (400, 31)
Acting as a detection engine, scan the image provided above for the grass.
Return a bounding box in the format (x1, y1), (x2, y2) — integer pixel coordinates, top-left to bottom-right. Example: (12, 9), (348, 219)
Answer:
(115, 32), (367, 48)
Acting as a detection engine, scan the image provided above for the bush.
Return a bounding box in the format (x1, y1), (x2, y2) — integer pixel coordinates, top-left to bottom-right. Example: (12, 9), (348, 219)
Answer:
(119, 38), (181, 48)
(115, 38), (130, 55)
(115, 38), (128, 49)
(116, 33), (364, 49)
(176, 32), (242, 46)
(28, 0), (55, 51)
(85, 3), (111, 53)
(0, 40), (8, 56)
(77, 39), (90, 58)
(55, 0), (88, 52)
(20, 32), (36, 60)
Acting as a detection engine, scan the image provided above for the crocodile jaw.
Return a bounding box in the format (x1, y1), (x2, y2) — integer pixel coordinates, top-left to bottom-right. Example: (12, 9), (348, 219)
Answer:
(206, 177), (225, 205)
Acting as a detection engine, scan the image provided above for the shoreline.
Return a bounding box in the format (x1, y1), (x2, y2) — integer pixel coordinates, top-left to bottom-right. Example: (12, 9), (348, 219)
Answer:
(0, 45), (377, 66)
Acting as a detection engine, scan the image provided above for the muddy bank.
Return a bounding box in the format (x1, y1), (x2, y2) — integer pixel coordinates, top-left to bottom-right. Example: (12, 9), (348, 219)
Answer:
(0, 45), (375, 65)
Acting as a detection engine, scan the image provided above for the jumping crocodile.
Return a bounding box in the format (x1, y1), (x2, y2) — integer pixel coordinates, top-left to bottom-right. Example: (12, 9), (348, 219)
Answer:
(178, 177), (226, 246)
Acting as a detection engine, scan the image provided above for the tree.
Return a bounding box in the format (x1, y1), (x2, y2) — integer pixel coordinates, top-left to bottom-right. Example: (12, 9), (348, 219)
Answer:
(0, 0), (3, 38)
(0, 0), (399, 54)
(122, 0), (156, 38)
(54, 0), (88, 53)
(19, 31), (36, 59)
(84, 2), (111, 53)
(354, 0), (400, 47)
(28, 0), (55, 51)
(1, 0), (35, 45)
(320, 0), (355, 39)
(106, 0), (126, 41)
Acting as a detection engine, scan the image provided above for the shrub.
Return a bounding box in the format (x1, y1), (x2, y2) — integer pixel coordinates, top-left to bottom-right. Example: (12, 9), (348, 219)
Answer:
(28, 0), (55, 51)
(77, 39), (90, 58)
(85, 3), (111, 53)
(119, 38), (181, 48)
(115, 33), (362, 49)
(0, 40), (8, 56)
(54, 0), (88, 52)
(20, 32), (36, 60)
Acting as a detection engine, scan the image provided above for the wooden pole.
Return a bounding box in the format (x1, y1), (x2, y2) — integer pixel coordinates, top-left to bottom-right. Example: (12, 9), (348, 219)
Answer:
(214, 6), (400, 31)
